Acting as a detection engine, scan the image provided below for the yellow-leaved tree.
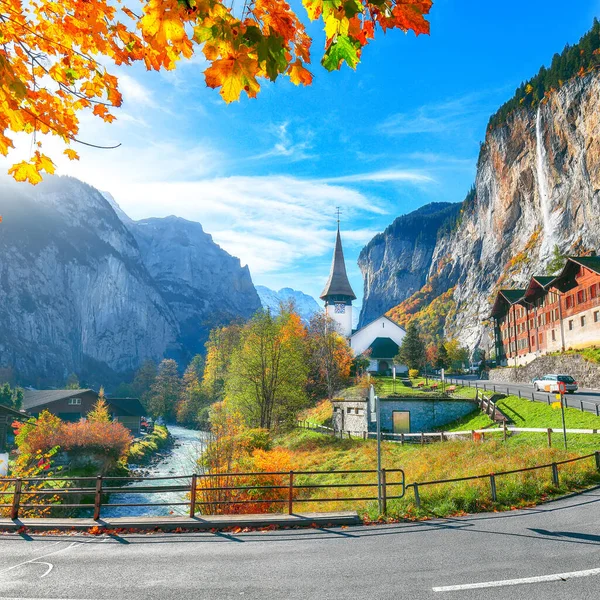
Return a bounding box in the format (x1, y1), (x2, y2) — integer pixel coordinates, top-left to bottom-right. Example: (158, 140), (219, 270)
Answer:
(0, 0), (433, 183)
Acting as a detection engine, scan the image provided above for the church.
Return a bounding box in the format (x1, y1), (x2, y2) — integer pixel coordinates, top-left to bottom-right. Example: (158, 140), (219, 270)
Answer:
(320, 223), (408, 375)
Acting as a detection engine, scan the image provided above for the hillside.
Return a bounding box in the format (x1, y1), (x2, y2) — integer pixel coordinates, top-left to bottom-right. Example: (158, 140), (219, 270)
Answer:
(359, 22), (600, 349)
(0, 176), (261, 386)
(256, 286), (320, 323)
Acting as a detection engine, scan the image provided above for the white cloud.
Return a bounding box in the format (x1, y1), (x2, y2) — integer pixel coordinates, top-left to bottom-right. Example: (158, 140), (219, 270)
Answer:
(321, 169), (433, 185)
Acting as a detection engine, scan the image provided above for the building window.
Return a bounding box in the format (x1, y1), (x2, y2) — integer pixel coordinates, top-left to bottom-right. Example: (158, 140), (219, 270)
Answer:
(569, 320), (574, 331)
(566, 296), (574, 309)
(581, 316), (586, 327)
(591, 285), (598, 299)
(577, 290), (586, 304)
(552, 330), (556, 342)
(539, 332), (543, 345)
(347, 407), (352, 414)
(595, 311), (599, 323)
(68, 398), (81, 405)
(531, 336), (535, 347)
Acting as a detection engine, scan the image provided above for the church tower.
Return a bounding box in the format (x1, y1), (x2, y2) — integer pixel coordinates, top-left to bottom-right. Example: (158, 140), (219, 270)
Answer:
(320, 220), (356, 338)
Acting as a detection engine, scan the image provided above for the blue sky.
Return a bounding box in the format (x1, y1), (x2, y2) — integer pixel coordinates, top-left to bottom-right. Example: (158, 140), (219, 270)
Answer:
(8, 1), (600, 309)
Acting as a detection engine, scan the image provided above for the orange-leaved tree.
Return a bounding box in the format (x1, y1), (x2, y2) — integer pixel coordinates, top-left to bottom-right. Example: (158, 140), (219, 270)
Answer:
(1, 0), (432, 183)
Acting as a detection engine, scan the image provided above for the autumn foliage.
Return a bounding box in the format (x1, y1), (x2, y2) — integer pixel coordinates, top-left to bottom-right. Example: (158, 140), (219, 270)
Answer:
(14, 409), (132, 460)
(1, 0), (432, 183)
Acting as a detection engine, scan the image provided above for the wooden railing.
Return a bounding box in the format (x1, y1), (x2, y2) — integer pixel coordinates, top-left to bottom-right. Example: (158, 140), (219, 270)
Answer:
(0, 468), (406, 520)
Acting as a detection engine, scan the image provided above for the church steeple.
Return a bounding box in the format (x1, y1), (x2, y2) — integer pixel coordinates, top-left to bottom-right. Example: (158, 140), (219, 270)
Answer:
(320, 224), (356, 301)
(321, 214), (355, 338)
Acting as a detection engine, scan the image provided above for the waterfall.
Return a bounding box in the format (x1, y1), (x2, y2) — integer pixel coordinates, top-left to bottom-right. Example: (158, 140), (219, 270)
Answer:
(535, 106), (554, 256)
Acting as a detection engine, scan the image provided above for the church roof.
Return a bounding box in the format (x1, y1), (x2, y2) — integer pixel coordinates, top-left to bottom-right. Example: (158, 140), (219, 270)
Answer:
(320, 227), (356, 301)
(368, 337), (400, 359)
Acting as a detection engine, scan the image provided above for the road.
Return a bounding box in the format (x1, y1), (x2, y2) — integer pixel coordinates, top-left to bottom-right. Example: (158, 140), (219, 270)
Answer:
(1, 489), (600, 599)
(445, 374), (600, 415)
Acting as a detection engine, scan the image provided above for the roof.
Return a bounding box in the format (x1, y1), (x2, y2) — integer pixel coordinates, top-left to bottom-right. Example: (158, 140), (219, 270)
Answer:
(368, 337), (400, 359)
(490, 289), (526, 318)
(107, 397), (145, 416)
(568, 255), (600, 274)
(351, 315), (406, 337)
(22, 389), (95, 411)
(531, 275), (555, 287)
(0, 404), (29, 419)
(320, 226), (356, 301)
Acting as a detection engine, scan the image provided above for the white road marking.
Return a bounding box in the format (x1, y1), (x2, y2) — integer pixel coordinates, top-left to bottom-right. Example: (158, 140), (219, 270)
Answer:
(433, 566), (600, 592)
(0, 542), (79, 577)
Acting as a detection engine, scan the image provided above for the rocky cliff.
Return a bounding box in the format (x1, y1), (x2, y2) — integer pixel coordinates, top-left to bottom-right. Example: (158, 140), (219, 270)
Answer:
(0, 176), (260, 386)
(360, 69), (600, 351)
(256, 286), (320, 322)
(357, 202), (461, 327)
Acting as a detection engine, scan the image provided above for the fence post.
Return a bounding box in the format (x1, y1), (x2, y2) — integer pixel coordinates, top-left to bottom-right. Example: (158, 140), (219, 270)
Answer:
(440, 432), (444, 443)
(490, 474), (497, 502)
(503, 421), (507, 442)
(189, 473), (198, 518)
(471, 430), (475, 442)
(547, 395), (551, 405)
(400, 433), (404, 445)
(381, 468), (387, 516)
(518, 390), (521, 399)
(580, 400), (584, 412)
(547, 428), (552, 448)
(532, 393), (535, 401)
(421, 432), (425, 446)
(596, 405), (599, 417)
(595, 451), (600, 472)
(93, 475), (103, 521)
(288, 471), (294, 515)
(551, 463), (559, 486)
(10, 478), (22, 520)
(413, 483), (421, 509)
(363, 431), (366, 440)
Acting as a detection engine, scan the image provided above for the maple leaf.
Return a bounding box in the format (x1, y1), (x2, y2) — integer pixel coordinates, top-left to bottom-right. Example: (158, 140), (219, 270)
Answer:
(204, 51), (260, 102)
(288, 60), (313, 85)
(322, 35), (361, 70)
(391, 0), (432, 35)
(64, 148), (80, 160)
(8, 161), (43, 185)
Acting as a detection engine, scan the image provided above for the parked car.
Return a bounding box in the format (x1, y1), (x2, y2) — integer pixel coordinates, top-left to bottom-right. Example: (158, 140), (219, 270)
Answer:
(532, 374), (578, 394)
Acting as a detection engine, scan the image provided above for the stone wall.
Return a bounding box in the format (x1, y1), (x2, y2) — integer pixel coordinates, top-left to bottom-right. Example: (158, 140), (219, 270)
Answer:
(371, 398), (477, 434)
(489, 354), (600, 389)
(332, 400), (368, 434)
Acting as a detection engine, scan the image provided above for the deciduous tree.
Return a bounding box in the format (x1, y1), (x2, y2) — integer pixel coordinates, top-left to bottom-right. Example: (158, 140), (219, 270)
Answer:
(396, 321), (425, 372)
(1, 0), (432, 183)
(149, 358), (181, 421)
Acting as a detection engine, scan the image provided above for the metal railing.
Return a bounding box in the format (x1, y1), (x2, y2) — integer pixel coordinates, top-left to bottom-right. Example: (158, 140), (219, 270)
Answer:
(409, 451), (600, 508)
(0, 468), (406, 520)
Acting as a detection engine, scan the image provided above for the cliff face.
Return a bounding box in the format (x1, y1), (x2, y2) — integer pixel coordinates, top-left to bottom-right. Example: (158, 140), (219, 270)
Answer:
(0, 176), (260, 386)
(360, 70), (600, 350)
(130, 216), (261, 359)
(357, 203), (461, 327)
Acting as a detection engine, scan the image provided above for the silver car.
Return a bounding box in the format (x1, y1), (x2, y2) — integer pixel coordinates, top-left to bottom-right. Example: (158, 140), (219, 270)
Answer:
(532, 374), (578, 394)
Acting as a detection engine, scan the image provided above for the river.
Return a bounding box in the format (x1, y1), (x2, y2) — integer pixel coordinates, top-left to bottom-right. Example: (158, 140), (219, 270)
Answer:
(102, 425), (209, 518)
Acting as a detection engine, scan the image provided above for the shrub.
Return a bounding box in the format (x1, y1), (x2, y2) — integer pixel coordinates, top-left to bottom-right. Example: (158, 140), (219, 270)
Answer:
(127, 425), (170, 464)
(409, 369), (420, 379)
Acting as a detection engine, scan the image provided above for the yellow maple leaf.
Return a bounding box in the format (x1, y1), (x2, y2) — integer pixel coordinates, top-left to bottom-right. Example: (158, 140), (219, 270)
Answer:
(288, 61), (312, 86)
(8, 161), (43, 185)
(64, 148), (79, 160)
(204, 52), (260, 102)
(33, 152), (55, 175)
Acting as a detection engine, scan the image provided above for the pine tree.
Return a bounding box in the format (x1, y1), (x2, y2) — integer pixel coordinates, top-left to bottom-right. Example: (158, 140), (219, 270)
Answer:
(436, 343), (450, 370)
(149, 360), (181, 421)
(88, 388), (111, 423)
(547, 244), (566, 275)
(396, 322), (426, 372)
(65, 373), (80, 389)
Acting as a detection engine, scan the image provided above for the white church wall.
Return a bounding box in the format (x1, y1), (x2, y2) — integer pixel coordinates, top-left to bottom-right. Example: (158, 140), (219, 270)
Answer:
(326, 303), (353, 338)
(350, 316), (406, 357)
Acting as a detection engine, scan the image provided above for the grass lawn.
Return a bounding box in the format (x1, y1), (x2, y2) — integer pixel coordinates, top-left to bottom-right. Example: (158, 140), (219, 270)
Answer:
(372, 377), (479, 399)
(282, 396), (600, 521)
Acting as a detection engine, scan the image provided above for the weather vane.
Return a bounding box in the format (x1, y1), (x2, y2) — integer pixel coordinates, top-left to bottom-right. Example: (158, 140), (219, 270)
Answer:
(335, 206), (341, 226)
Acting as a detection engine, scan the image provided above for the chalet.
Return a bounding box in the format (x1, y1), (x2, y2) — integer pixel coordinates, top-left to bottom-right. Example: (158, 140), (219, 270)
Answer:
(0, 404), (28, 453)
(21, 389), (145, 435)
(490, 256), (600, 366)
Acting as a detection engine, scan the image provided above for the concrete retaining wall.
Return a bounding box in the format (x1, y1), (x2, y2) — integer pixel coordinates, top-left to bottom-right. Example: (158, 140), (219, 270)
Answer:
(489, 353), (600, 389)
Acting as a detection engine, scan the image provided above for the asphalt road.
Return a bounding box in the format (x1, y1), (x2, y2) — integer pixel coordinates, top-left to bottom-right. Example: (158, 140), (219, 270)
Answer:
(1, 489), (600, 599)
(446, 374), (600, 415)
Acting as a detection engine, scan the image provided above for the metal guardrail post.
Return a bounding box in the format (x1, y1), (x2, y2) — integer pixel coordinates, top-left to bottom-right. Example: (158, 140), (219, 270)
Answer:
(420, 432), (424, 446)
(93, 475), (102, 521)
(580, 400), (584, 412)
(490, 474), (497, 502)
(381, 468), (387, 516)
(551, 463), (559, 486)
(190, 473), (198, 518)
(503, 422), (507, 442)
(288, 471), (294, 515)
(547, 428), (552, 448)
(11, 478), (22, 520)
(400, 433), (404, 445)
(595, 451), (600, 472)
(413, 483), (421, 508)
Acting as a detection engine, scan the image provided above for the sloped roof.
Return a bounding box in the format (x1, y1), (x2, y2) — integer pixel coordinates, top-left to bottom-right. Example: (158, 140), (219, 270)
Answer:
(352, 315), (406, 337)
(490, 289), (526, 318)
(320, 227), (356, 300)
(368, 337), (400, 359)
(108, 397), (145, 416)
(569, 255), (600, 274)
(22, 389), (96, 410)
(531, 275), (555, 287)
(0, 404), (29, 419)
